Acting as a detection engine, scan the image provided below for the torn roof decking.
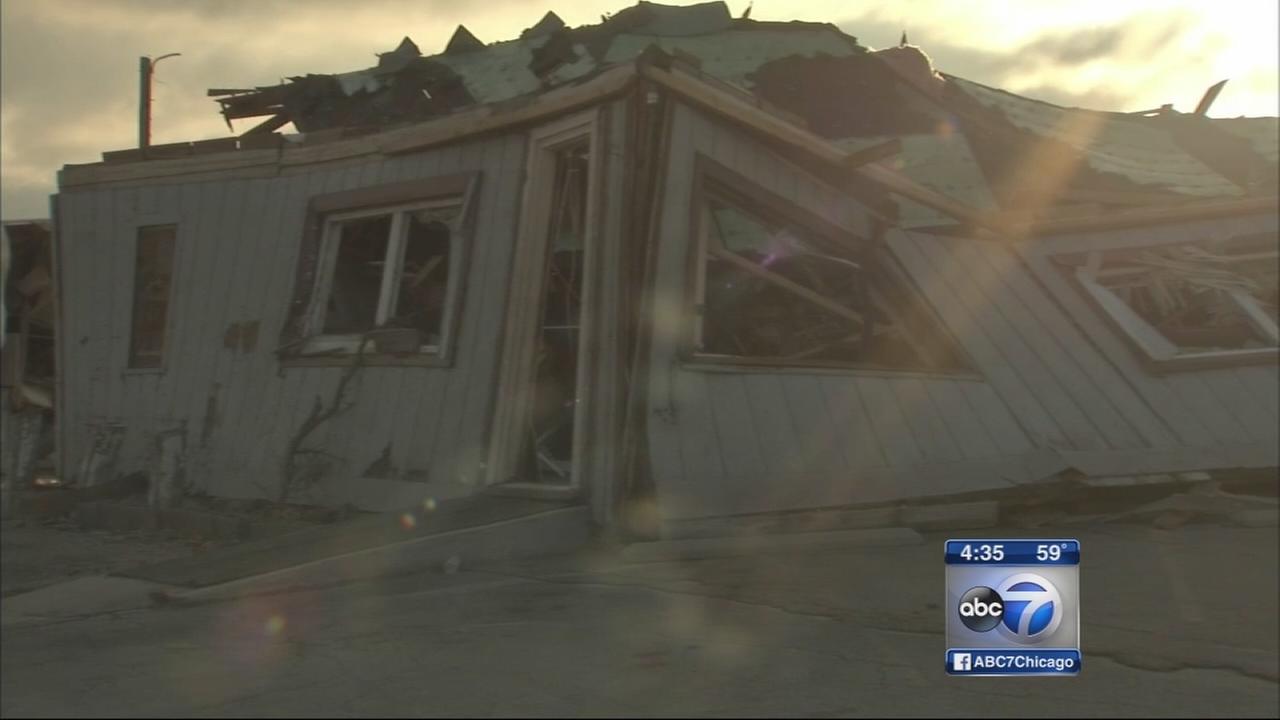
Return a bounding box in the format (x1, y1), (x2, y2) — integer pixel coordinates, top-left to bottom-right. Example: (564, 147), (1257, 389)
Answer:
(948, 77), (1255, 198)
(212, 5), (861, 130)
(68, 58), (993, 237)
(92, 1), (1277, 232)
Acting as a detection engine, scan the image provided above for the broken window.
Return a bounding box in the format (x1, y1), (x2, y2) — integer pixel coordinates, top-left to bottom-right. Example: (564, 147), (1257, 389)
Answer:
(692, 184), (967, 372)
(322, 215), (391, 334)
(3, 220), (56, 410)
(1067, 233), (1279, 364)
(129, 224), (177, 369)
(309, 199), (460, 354)
(519, 142), (590, 483)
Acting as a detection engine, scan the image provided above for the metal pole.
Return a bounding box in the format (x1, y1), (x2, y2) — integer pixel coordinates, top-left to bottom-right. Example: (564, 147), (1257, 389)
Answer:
(139, 53), (179, 150)
(139, 56), (152, 148)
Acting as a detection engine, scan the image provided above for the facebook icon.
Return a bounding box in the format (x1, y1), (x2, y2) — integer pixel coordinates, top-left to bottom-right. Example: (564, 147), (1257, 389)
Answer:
(952, 653), (972, 672)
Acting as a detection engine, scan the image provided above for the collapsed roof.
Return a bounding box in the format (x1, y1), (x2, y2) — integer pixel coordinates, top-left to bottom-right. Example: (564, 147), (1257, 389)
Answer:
(207, 1), (1280, 228)
(212, 2), (862, 132)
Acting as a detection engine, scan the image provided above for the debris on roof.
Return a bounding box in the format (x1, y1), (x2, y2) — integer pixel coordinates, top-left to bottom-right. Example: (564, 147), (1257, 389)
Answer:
(377, 37), (421, 72)
(445, 25), (485, 55)
(211, 55), (473, 133)
(529, 28), (580, 79)
(1193, 79), (1230, 116)
(601, 28), (860, 90)
(949, 77), (1243, 197)
(212, 2), (861, 128)
(748, 52), (940, 138)
(522, 11), (567, 39)
(605, 0), (732, 36)
(191, 1), (1279, 227)
(870, 44), (945, 98)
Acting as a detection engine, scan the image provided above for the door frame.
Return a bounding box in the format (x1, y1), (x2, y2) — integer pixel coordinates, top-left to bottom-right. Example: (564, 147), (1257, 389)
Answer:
(485, 109), (603, 497)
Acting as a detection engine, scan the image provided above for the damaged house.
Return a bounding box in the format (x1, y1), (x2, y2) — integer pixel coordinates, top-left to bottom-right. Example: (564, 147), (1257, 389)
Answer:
(2, 219), (57, 513)
(51, 2), (1277, 534)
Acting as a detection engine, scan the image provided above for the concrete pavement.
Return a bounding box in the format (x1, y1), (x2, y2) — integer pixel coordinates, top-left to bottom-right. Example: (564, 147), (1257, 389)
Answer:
(2, 520), (1277, 717)
(1, 498), (590, 628)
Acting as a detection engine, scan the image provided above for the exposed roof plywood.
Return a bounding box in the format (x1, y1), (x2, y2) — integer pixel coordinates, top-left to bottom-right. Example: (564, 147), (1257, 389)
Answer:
(545, 44), (600, 86)
(433, 37), (542, 104)
(952, 78), (1243, 197)
(428, 27), (858, 107)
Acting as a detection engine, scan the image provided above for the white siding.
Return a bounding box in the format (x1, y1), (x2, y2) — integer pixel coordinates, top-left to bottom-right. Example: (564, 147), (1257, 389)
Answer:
(645, 103), (1278, 523)
(58, 132), (528, 510)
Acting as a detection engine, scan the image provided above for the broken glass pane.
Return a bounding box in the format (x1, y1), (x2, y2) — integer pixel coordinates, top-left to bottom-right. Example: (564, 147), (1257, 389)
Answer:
(698, 192), (966, 371)
(703, 200), (872, 362)
(323, 214), (391, 334)
(1096, 239), (1278, 352)
(520, 142), (589, 483)
(389, 213), (453, 343)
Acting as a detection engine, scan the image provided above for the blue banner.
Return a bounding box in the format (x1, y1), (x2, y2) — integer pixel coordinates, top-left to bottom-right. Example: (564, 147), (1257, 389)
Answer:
(946, 649), (1082, 676)
(945, 539), (1080, 565)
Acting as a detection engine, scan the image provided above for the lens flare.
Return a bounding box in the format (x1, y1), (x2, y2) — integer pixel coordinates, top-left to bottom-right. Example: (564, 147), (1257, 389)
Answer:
(265, 614), (285, 636)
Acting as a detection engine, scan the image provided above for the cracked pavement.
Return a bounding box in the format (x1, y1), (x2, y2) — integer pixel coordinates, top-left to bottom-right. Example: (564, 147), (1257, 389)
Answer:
(1, 521), (1277, 717)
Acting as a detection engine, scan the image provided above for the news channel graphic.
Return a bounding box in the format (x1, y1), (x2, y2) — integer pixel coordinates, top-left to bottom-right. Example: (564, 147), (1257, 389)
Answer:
(944, 539), (1081, 677)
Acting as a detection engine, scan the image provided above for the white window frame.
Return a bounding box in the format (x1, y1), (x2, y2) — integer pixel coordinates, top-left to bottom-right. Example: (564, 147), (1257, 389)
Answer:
(1073, 247), (1279, 369)
(304, 196), (463, 355)
(485, 109), (601, 495)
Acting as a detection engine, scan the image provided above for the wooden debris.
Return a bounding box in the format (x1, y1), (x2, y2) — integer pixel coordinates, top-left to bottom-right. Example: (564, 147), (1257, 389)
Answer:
(444, 25), (484, 54)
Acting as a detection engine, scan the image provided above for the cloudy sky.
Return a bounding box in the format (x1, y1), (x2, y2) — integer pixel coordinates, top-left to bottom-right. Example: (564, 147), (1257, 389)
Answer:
(2, 0), (1276, 220)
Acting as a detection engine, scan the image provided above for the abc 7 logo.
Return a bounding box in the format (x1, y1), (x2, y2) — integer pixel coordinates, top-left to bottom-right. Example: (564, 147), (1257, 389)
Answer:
(957, 573), (1064, 644)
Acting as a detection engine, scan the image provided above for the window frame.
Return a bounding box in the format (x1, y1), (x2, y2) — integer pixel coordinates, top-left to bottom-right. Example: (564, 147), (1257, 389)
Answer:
(484, 109), (602, 495)
(683, 157), (974, 376)
(126, 223), (179, 372)
(1068, 245), (1279, 372)
(305, 197), (463, 353)
(280, 172), (480, 367)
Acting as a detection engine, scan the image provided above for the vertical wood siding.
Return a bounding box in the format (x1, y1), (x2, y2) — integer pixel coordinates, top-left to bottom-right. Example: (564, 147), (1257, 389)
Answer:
(645, 103), (1278, 522)
(55, 102), (1277, 521)
(57, 132), (527, 510)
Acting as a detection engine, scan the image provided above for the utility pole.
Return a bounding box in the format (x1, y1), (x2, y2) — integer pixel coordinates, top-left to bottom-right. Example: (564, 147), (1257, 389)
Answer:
(139, 53), (181, 149)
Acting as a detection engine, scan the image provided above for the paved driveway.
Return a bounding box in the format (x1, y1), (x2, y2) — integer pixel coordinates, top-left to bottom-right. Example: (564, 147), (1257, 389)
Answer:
(2, 522), (1276, 717)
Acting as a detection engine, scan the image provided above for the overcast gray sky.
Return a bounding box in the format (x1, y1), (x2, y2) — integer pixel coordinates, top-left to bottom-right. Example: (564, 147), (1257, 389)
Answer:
(2, 0), (1276, 220)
